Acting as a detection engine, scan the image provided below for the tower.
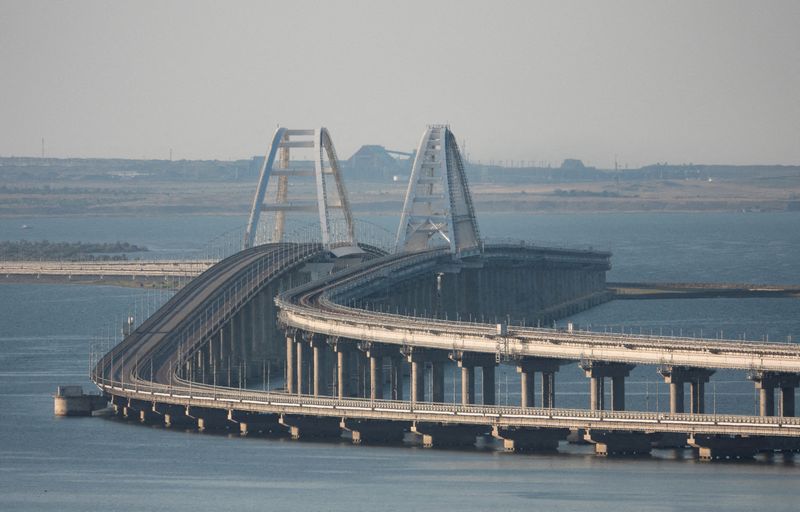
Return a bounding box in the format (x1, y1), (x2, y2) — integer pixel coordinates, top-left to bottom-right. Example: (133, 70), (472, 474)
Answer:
(395, 125), (481, 257)
(244, 127), (358, 253)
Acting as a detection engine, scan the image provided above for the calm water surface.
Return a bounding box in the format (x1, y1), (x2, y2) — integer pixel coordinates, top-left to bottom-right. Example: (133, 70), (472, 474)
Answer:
(1, 212), (800, 511)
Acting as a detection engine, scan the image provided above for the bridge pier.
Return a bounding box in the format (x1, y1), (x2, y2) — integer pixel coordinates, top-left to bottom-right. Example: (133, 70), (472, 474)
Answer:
(461, 366), (475, 405)
(407, 348), (449, 403)
(296, 336), (305, 394)
(516, 358), (564, 408)
(310, 336), (328, 396)
(227, 410), (283, 436)
(411, 422), (487, 449)
(452, 352), (496, 405)
(688, 434), (760, 461)
(285, 332), (295, 394)
(492, 426), (568, 453)
(584, 430), (652, 457)
(390, 355), (405, 400)
(341, 419), (408, 445)
(363, 343), (396, 400)
(156, 404), (193, 428)
(748, 371), (800, 417)
(331, 339), (353, 399)
(581, 361), (635, 411)
(280, 414), (341, 441)
(658, 366), (715, 414)
(187, 406), (228, 432)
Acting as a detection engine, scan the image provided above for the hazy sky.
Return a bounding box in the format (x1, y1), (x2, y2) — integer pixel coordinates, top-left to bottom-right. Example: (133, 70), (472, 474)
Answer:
(1, 0), (798, 167)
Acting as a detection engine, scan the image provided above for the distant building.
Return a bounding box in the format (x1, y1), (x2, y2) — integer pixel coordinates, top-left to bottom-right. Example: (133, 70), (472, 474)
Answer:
(560, 159), (586, 170)
(345, 145), (412, 182)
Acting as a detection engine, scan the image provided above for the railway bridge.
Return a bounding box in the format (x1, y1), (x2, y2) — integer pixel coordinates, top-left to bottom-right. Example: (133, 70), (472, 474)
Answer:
(91, 126), (800, 461)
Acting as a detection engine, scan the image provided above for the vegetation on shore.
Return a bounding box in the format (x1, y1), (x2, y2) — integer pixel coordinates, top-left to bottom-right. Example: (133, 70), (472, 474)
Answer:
(0, 240), (148, 261)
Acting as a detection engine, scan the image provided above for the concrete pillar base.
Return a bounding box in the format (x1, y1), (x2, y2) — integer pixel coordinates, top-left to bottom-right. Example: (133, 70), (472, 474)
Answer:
(190, 408), (228, 432)
(566, 428), (589, 444)
(341, 419), (408, 445)
(411, 422), (487, 449)
(688, 434), (759, 461)
(492, 426), (568, 453)
(280, 414), (341, 441)
(151, 403), (187, 427)
(228, 411), (283, 436)
(584, 430), (652, 456)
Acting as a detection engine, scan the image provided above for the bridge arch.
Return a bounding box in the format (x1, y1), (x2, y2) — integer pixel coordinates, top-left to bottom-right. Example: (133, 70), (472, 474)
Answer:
(244, 127), (358, 253)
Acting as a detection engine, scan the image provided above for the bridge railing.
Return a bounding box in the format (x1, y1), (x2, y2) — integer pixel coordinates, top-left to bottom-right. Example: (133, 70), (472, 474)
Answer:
(93, 370), (800, 432)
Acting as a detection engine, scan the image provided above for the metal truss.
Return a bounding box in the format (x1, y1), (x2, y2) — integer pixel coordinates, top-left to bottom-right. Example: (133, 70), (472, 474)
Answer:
(395, 125), (481, 257)
(244, 127), (358, 253)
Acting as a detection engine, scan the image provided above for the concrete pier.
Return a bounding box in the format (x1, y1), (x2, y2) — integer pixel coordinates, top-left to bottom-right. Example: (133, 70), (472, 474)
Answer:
(748, 371), (800, 417)
(581, 361), (634, 411)
(492, 426), (568, 452)
(689, 434), (759, 461)
(310, 336), (327, 396)
(285, 334), (297, 393)
(658, 366), (715, 414)
(453, 352), (496, 405)
(227, 411), (283, 436)
(516, 358), (563, 409)
(331, 339), (353, 399)
(390, 355), (404, 400)
(280, 414), (341, 441)
(53, 386), (107, 416)
(341, 419), (408, 445)
(585, 430), (652, 456)
(412, 422), (486, 448)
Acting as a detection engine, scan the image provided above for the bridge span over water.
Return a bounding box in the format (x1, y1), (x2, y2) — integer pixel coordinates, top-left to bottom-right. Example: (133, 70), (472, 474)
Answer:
(92, 126), (800, 461)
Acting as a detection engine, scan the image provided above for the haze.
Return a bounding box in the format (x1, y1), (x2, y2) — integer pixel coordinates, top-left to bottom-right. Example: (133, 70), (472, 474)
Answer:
(1, 0), (798, 168)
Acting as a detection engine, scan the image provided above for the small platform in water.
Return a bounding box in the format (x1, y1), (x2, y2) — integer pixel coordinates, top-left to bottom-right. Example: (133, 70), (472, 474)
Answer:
(54, 385), (108, 416)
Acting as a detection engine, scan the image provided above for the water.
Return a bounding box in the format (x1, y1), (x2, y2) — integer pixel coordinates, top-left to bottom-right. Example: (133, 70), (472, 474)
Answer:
(2, 212), (800, 510)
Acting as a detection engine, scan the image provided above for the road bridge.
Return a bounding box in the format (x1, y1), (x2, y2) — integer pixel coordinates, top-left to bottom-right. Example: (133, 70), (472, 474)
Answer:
(1, 260), (211, 282)
(89, 125), (800, 461)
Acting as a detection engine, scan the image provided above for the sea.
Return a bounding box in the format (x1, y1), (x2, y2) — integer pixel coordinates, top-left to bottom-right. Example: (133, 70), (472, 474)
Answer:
(1, 211), (800, 511)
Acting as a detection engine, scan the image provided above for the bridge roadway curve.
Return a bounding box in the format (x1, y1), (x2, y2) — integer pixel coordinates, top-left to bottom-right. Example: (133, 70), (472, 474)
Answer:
(91, 243), (800, 449)
(278, 246), (800, 373)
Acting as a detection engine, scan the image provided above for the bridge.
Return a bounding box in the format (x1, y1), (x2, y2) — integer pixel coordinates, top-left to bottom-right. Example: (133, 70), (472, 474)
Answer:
(91, 125), (800, 461)
(1, 260), (211, 283)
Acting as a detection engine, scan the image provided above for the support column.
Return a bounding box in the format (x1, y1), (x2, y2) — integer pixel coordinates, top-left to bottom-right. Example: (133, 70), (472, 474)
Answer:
(690, 379), (706, 414)
(390, 356), (404, 400)
(431, 361), (445, 403)
(369, 355), (383, 400)
(461, 366), (475, 405)
(590, 376), (604, 411)
(669, 382), (684, 413)
(411, 360), (424, 403)
(295, 338), (306, 395)
(482, 364), (496, 405)
(285, 333), (295, 394)
(452, 351), (495, 406)
(407, 348), (448, 403)
(782, 386), (796, 417)
(749, 371), (800, 418)
(517, 358), (562, 409)
(611, 375), (625, 411)
(311, 337), (326, 397)
(518, 367), (535, 408)
(541, 371), (555, 408)
(581, 361), (634, 411)
(337, 350), (349, 399)
(659, 366), (714, 414)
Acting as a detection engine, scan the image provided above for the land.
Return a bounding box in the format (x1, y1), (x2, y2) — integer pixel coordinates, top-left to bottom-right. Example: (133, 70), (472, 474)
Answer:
(0, 240), (148, 261)
(0, 156), (798, 217)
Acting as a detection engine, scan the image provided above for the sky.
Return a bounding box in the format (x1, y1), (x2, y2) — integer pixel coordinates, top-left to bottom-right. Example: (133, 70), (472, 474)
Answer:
(1, 0), (798, 168)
